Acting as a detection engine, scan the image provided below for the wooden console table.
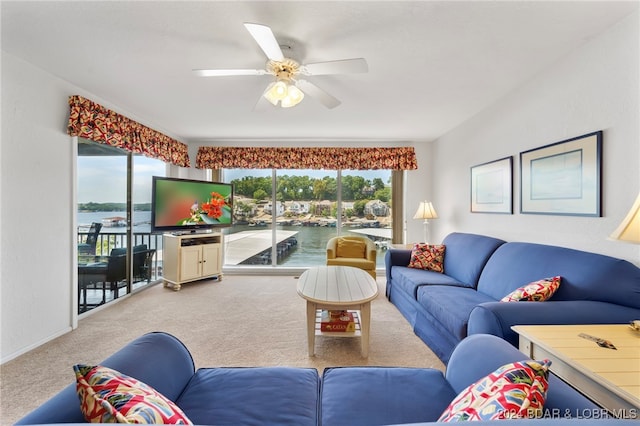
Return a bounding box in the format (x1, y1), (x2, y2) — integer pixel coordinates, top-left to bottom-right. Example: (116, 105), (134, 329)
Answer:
(512, 324), (639, 418)
(162, 232), (223, 290)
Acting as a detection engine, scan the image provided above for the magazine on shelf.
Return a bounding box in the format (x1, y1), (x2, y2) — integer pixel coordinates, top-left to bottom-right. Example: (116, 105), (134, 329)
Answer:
(319, 310), (356, 332)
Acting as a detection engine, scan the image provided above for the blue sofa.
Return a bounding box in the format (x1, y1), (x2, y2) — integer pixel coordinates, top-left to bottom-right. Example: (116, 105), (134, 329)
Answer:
(17, 331), (635, 425)
(385, 232), (640, 363)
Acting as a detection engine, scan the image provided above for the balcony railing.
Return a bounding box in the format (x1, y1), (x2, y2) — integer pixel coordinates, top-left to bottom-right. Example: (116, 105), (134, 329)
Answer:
(77, 231), (163, 280)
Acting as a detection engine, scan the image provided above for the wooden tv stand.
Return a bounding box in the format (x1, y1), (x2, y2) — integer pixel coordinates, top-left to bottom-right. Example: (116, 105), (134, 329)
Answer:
(162, 232), (223, 291)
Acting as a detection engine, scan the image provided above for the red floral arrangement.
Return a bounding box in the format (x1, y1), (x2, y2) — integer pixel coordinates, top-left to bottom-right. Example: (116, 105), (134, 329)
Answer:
(201, 192), (226, 219)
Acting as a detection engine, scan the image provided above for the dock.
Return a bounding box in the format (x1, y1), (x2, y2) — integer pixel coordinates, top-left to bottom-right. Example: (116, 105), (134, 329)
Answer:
(224, 230), (299, 265)
(346, 228), (391, 240)
(346, 228), (392, 249)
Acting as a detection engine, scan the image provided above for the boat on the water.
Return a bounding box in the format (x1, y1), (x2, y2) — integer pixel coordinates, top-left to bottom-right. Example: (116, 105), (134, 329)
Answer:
(102, 216), (126, 227)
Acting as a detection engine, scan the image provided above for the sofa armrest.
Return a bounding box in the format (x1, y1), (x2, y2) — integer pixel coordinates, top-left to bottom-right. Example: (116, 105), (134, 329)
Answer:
(326, 238), (338, 260)
(385, 249), (413, 297)
(16, 332), (195, 425)
(446, 334), (600, 416)
(367, 248), (376, 262)
(468, 301), (640, 347)
(385, 248), (412, 267)
(365, 239), (377, 262)
(446, 334), (533, 392)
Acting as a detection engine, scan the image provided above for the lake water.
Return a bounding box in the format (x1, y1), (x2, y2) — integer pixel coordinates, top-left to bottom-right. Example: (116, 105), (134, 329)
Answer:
(78, 212), (388, 267)
(79, 211), (152, 233)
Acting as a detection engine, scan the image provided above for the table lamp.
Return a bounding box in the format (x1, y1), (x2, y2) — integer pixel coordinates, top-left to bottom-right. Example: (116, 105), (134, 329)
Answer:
(610, 192), (640, 244)
(413, 201), (438, 244)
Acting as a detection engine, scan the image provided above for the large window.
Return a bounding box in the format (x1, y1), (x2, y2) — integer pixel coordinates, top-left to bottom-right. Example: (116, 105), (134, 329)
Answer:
(223, 168), (392, 268)
(77, 138), (165, 314)
(340, 169), (393, 267)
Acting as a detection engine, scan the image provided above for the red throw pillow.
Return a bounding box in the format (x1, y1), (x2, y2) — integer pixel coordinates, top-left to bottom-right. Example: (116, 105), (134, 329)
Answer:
(438, 359), (551, 422)
(74, 364), (192, 424)
(408, 244), (445, 273)
(501, 276), (561, 302)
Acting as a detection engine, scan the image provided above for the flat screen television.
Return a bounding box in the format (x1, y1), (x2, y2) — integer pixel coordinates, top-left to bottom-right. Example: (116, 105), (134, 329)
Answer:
(151, 176), (233, 234)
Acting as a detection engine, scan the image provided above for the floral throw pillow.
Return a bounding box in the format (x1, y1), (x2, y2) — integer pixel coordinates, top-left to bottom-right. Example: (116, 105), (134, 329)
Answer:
(408, 244), (445, 273)
(438, 359), (551, 422)
(501, 276), (562, 302)
(74, 364), (193, 424)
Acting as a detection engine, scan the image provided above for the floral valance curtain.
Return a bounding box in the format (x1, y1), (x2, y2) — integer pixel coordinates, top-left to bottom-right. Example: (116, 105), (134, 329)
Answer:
(196, 146), (417, 170)
(67, 95), (190, 167)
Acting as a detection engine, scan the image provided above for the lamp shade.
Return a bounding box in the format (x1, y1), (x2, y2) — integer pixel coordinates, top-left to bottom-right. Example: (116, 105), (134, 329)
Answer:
(413, 201), (438, 220)
(263, 81), (288, 105)
(280, 84), (304, 108)
(610, 192), (640, 244)
(263, 80), (304, 108)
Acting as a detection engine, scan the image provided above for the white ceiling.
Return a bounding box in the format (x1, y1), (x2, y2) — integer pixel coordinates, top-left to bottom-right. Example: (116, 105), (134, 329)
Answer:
(2, 1), (638, 144)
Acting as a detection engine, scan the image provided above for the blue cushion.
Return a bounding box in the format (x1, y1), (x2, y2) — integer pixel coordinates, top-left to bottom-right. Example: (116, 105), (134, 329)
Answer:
(321, 366), (457, 426)
(176, 367), (319, 426)
(392, 266), (466, 298)
(477, 242), (640, 308)
(417, 286), (495, 340)
(441, 233), (505, 287)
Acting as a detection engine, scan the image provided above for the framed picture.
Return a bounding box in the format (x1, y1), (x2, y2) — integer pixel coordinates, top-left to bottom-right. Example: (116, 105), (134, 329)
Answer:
(520, 131), (602, 216)
(470, 156), (513, 214)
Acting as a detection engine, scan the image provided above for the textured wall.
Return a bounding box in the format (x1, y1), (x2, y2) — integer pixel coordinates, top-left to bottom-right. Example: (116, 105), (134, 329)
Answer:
(421, 10), (639, 265)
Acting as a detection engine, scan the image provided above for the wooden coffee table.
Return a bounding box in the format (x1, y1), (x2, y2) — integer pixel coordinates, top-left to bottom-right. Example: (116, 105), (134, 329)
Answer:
(512, 324), (640, 418)
(297, 265), (378, 357)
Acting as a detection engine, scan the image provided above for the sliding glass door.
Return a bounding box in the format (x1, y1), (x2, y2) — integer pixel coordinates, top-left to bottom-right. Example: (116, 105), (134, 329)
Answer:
(77, 138), (165, 314)
(131, 154), (165, 286)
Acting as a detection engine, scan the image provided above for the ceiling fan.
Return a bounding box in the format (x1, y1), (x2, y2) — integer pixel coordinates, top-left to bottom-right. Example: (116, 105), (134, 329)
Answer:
(193, 23), (368, 109)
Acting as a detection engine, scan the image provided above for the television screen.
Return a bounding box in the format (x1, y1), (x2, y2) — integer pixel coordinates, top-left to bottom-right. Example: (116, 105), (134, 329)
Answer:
(151, 176), (233, 234)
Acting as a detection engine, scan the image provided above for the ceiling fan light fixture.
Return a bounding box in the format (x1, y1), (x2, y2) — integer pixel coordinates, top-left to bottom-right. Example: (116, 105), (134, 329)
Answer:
(263, 80), (288, 105)
(281, 84), (304, 108)
(263, 79), (304, 108)
(262, 83), (278, 105)
(272, 80), (288, 98)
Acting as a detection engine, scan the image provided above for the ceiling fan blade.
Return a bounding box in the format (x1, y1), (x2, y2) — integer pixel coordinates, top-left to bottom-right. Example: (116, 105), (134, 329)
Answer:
(252, 94), (273, 111)
(244, 23), (284, 62)
(296, 80), (341, 109)
(193, 69), (267, 77)
(302, 58), (368, 76)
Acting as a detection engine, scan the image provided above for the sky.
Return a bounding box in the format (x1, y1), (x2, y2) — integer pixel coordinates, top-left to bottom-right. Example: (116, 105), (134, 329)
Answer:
(77, 155), (166, 204)
(78, 156), (391, 204)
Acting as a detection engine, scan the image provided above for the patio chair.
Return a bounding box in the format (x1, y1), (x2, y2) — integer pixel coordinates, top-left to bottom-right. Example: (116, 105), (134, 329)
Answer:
(133, 244), (156, 283)
(78, 222), (102, 256)
(78, 247), (126, 313)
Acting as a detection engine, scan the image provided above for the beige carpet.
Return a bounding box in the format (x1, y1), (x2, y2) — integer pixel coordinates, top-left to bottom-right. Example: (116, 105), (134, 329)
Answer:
(0, 275), (443, 424)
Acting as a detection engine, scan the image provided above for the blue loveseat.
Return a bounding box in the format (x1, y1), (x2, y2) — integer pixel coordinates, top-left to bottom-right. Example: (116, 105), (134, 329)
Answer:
(385, 232), (640, 362)
(17, 331), (636, 425)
